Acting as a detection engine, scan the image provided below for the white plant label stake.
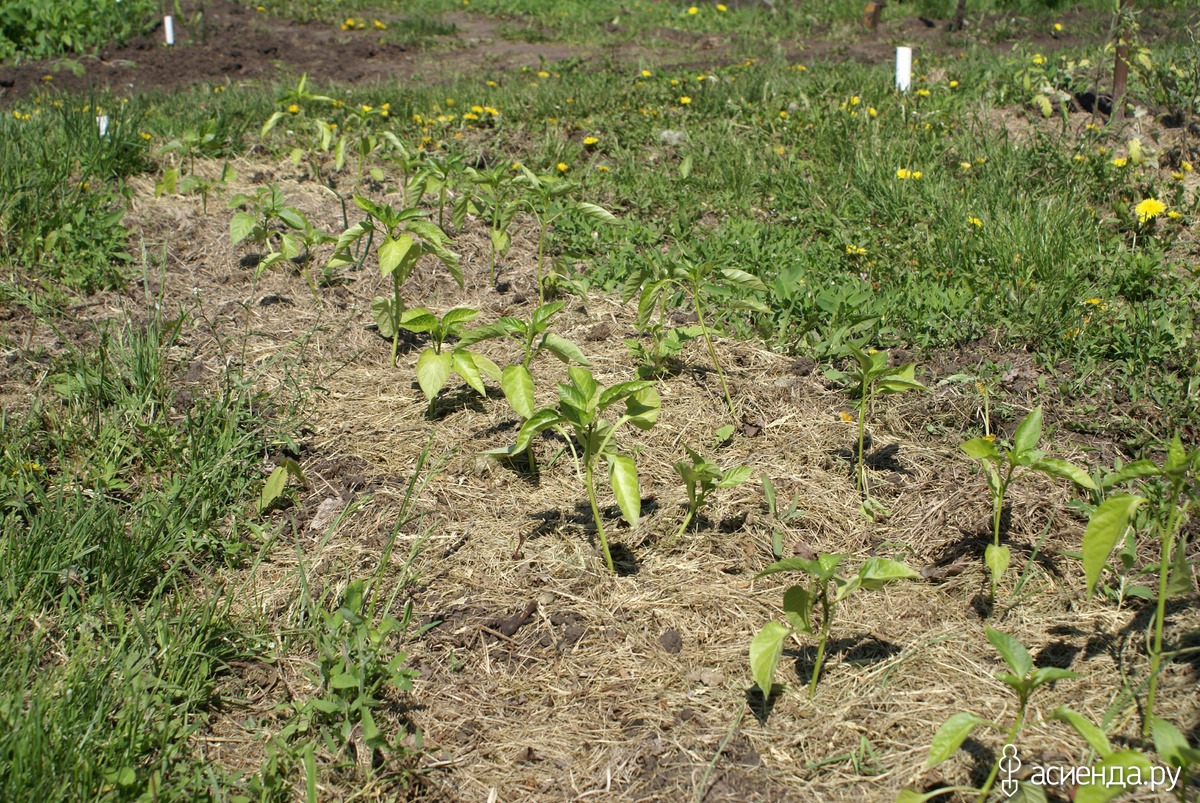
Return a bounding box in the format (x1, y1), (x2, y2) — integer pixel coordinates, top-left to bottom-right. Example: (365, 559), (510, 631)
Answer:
(895, 46), (913, 92)
(97, 115), (109, 137)
(164, 15), (175, 46)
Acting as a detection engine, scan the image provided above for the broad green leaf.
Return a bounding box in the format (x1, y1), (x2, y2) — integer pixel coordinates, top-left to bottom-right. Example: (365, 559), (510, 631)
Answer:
(781, 585), (815, 635)
(608, 453), (641, 526)
(678, 154), (693, 179)
(556, 382), (590, 416)
(1012, 406), (1044, 456)
(1030, 458), (1098, 489)
(441, 307), (480, 329)
(762, 475), (777, 514)
(259, 466), (289, 512)
(568, 366), (600, 409)
(1101, 459), (1161, 487)
(834, 573), (862, 601)
(1048, 706), (1111, 757)
(1008, 782), (1049, 803)
(1164, 434), (1188, 476)
(399, 307), (438, 333)
(575, 201), (618, 224)
(718, 465), (753, 488)
(925, 712), (987, 768)
(361, 707), (382, 747)
(330, 673), (359, 690)
(1166, 540), (1193, 599)
(371, 296), (398, 338)
(331, 221), (369, 257)
(858, 557), (921, 589)
(542, 332), (590, 366)
(1151, 717), (1200, 768)
(597, 379), (653, 412)
(513, 408), (564, 452)
(625, 386), (661, 430)
(452, 351), (486, 396)
(278, 207), (307, 230)
(378, 234), (415, 276)
(814, 553), (848, 582)
(531, 301), (567, 331)
(490, 228), (511, 256)
(230, 211), (258, 245)
(1082, 494), (1145, 597)
(719, 268), (768, 293)
(473, 352), (502, 383)
(985, 544), (1011, 588)
(261, 110), (286, 136)
(750, 621), (790, 695)
(961, 437), (1001, 461)
(501, 365), (536, 419)
(415, 349), (451, 402)
(986, 627), (1032, 678)
(1074, 750), (1153, 803)
(456, 321), (509, 347)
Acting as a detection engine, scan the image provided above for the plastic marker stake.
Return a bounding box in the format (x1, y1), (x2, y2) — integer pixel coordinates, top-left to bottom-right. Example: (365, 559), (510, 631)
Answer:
(164, 15), (175, 45)
(895, 46), (913, 92)
(97, 115), (109, 136)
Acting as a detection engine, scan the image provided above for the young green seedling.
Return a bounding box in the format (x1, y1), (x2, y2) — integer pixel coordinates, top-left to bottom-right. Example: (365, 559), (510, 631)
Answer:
(903, 628), (1078, 803)
(412, 151), (466, 230)
(750, 554), (919, 699)
(455, 163), (520, 286)
(399, 307), (502, 416)
(327, 196), (462, 366)
(256, 207), (336, 292)
(625, 322), (704, 379)
(513, 166), (619, 303)
(961, 405), (1096, 598)
(488, 367), (660, 572)
(1080, 434), (1197, 735)
(228, 183), (308, 253)
(672, 446), (751, 540)
(623, 254), (768, 420)
(840, 345), (928, 514)
(761, 475), (804, 560)
(459, 301), (590, 472)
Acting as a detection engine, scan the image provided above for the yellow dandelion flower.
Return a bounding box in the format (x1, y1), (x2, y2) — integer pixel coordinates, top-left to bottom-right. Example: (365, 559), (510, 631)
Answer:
(840, 411), (854, 423)
(373, 20), (387, 30)
(140, 132), (152, 140)
(1053, 22), (1063, 32)
(1183, 161), (1194, 172)
(583, 136), (599, 146)
(1084, 297), (1101, 305)
(896, 168), (912, 179)
(688, 6), (698, 14)
(1032, 53), (1046, 65)
(1111, 157), (1127, 167)
(1168, 210), (1183, 220)
(287, 104), (300, 113)
(850, 95), (860, 106)
(868, 107), (877, 117)
(916, 88), (930, 97)
(679, 96), (692, 105)
(983, 434), (996, 442)
(641, 69), (652, 77)
(717, 3), (728, 10)
(1173, 171), (1184, 180)
(538, 70), (550, 78)
(912, 171), (923, 179)
(960, 161), (972, 171)
(486, 80), (498, 87)
(1135, 197), (1166, 224)
(778, 110), (788, 119)
(949, 80), (959, 88)
(968, 216), (982, 227)
(597, 165), (610, 172)
(557, 162), (569, 172)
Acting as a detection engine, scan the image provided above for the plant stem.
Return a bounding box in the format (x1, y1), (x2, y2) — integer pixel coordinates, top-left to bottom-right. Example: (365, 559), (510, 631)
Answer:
(536, 222), (546, 304)
(674, 505), (695, 542)
(585, 460), (615, 572)
(977, 705), (1025, 803)
(809, 593), (833, 698)
(1144, 485), (1185, 736)
(855, 383), (869, 497)
(390, 272), (402, 367)
(693, 301), (735, 420)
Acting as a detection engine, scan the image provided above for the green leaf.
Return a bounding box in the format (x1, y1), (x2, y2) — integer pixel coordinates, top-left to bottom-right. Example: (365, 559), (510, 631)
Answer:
(399, 308), (438, 333)
(501, 365), (536, 419)
(259, 466), (289, 512)
(985, 544), (1011, 588)
(1048, 706), (1111, 757)
(962, 437), (1001, 461)
(330, 673), (359, 690)
(278, 207), (307, 230)
(750, 621), (790, 695)
(456, 321), (509, 347)
(415, 349), (451, 402)
(378, 234), (415, 276)
(531, 301), (566, 331)
(1166, 541), (1193, 599)
(542, 332), (590, 366)
(678, 154), (693, 179)
(575, 201), (618, 224)
(1030, 458), (1098, 489)
(512, 408), (564, 453)
(719, 268), (768, 293)
(1082, 494), (1145, 597)
(625, 386), (661, 430)
(441, 307), (480, 329)
(718, 465), (753, 488)
(490, 228), (511, 256)
(230, 211), (258, 245)
(781, 585), (815, 635)
(834, 572), (862, 602)
(473, 352), (502, 383)
(608, 453), (641, 526)
(1164, 434), (1188, 475)
(757, 557), (820, 579)
(1028, 666), (1078, 689)
(371, 296), (398, 338)
(1074, 751), (1153, 803)
(986, 627), (1032, 678)
(1101, 459), (1161, 487)
(596, 379), (652, 412)
(925, 712), (987, 768)
(858, 557), (920, 589)
(568, 366), (600, 409)
(1151, 716), (1200, 768)
(361, 707), (382, 747)
(1012, 406), (1043, 456)
(452, 351), (486, 396)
